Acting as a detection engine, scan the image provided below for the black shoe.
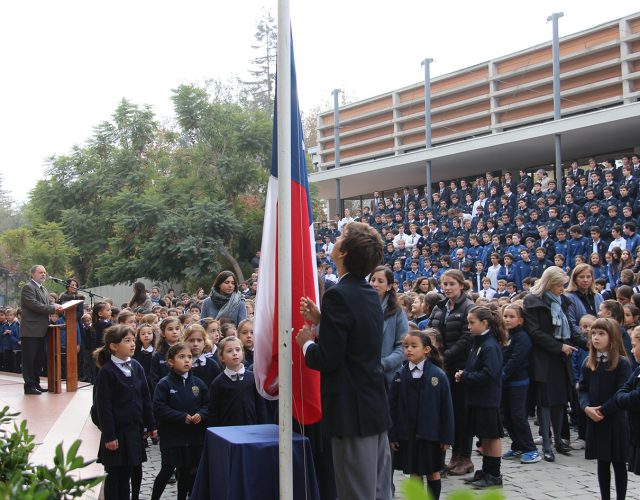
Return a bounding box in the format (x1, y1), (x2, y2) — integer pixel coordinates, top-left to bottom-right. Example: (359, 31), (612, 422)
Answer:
(543, 450), (555, 462)
(472, 473), (503, 489)
(35, 384), (48, 393)
(463, 470), (485, 484)
(555, 443), (571, 455)
(24, 385), (42, 395)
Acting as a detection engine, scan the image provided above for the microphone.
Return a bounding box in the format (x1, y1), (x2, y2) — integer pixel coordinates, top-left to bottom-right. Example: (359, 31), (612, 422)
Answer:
(48, 276), (68, 285)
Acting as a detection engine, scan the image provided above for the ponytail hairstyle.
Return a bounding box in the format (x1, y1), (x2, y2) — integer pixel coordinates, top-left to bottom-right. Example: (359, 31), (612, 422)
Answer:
(91, 301), (110, 331)
(418, 328), (444, 369)
(585, 318), (625, 372)
(468, 305), (508, 345)
(93, 324), (135, 368)
(503, 303), (525, 329)
(601, 299), (624, 324)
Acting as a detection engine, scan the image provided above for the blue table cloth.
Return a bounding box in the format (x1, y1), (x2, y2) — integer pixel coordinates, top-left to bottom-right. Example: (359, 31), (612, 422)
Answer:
(191, 424), (320, 500)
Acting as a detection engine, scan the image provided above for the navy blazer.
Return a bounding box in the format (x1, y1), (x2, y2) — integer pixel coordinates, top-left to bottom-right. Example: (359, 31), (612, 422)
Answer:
(95, 359), (155, 443)
(153, 370), (209, 450)
(502, 327), (532, 386)
(462, 333), (503, 408)
(305, 273), (391, 437)
(388, 360), (454, 445)
(615, 366), (640, 446)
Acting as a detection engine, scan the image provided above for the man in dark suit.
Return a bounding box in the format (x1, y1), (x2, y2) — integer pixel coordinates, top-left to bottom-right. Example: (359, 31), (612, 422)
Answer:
(297, 222), (391, 500)
(21, 265), (64, 394)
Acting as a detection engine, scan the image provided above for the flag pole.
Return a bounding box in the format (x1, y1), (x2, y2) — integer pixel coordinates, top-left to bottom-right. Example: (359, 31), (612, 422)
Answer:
(276, 0), (293, 498)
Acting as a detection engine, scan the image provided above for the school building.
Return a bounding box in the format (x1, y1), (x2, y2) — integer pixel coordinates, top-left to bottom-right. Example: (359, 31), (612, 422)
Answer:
(309, 12), (640, 215)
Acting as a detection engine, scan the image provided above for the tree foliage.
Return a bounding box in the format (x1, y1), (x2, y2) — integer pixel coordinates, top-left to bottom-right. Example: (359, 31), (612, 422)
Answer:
(16, 86), (272, 288)
(242, 10), (277, 112)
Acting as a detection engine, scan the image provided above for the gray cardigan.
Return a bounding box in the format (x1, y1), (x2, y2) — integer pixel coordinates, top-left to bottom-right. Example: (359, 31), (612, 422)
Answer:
(380, 296), (408, 385)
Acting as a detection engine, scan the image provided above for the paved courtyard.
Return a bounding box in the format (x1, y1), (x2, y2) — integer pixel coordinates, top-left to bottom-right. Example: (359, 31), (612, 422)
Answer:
(138, 420), (640, 499)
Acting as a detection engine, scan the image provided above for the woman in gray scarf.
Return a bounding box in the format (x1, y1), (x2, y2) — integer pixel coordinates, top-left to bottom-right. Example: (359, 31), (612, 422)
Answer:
(523, 266), (587, 462)
(201, 271), (247, 326)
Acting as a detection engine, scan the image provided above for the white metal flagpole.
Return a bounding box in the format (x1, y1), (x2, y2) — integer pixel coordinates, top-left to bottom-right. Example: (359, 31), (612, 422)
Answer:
(276, 0), (293, 499)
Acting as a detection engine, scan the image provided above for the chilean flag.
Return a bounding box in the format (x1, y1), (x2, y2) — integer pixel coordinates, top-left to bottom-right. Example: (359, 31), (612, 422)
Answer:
(253, 38), (322, 425)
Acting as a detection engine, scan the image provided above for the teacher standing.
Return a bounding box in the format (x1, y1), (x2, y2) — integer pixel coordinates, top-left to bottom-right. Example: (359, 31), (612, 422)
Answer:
(200, 271), (247, 326)
(21, 265), (63, 395)
(296, 222), (392, 500)
(523, 266), (587, 462)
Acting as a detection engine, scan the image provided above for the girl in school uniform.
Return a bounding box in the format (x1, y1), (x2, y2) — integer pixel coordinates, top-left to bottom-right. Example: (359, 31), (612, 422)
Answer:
(151, 343), (209, 500)
(202, 317), (221, 348)
(579, 318), (632, 500)
(615, 326), (640, 477)
(133, 323), (156, 379)
(455, 305), (506, 489)
(133, 323), (158, 448)
(501, 303), (540, 464)
(388, 330), (454, 500)
(149, 317), (183, 391)
(236, 319), (254, 368)
(184, 323), (221, 387)
(92, 301), (112, 349)
(207, 336), (268, 426)
(94, 325), (156, 500)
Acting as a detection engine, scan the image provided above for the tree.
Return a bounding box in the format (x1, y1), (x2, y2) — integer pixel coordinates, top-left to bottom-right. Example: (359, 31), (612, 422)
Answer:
(18, 83), (272, 288)
(0, 223), (76, 278)
(0, 175), (24, 232)
(242, 10), (277, 111)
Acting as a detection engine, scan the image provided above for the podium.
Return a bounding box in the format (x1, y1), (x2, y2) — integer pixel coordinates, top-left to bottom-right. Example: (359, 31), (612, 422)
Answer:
(47, 299), (83, 394)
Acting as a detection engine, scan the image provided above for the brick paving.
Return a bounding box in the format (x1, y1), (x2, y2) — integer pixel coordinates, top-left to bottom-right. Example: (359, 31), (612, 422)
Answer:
(393, 421), (640, 499)
(134, 417), (640, 499)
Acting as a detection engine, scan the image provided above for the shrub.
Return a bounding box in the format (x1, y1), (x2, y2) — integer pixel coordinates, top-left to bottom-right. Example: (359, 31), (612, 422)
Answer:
(0, 405), (103, 499)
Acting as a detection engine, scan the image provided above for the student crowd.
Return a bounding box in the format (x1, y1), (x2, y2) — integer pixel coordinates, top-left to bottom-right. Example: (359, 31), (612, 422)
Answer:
(316, 154), (640, 298)
(3, 154), (640, 500)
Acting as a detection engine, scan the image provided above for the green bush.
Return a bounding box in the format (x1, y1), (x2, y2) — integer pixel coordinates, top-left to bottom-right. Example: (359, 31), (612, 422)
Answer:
(0, 405), (103, 499)
(401, 477), (505, 500)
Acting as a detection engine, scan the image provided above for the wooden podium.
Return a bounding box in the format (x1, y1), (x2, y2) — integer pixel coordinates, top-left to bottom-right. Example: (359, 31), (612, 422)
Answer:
(47, 299), (83, 394)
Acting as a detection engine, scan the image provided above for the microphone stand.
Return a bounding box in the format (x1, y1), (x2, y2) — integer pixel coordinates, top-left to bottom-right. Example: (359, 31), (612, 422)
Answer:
(76, 286), (106, 309)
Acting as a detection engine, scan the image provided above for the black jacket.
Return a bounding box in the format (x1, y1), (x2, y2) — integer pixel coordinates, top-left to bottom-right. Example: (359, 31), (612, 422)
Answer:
(523, 293), (587, 384)
(429, 295), (475, 375)
(192, 356), (223, 388)
(388, 360), (454, 444)
(502, 326), (532, 386)
(462, 333), (503, 408)
(304, 273), (390, 438)
(153, 371), (209, 450)
(149, 341), (171, 390)
(207, 370), (268, 427)
(615, 366), (640, 446)
(95, 359), (155, 444)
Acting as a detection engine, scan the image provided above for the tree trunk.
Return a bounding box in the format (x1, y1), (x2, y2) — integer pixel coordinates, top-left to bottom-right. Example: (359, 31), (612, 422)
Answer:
(218, 246), (244, 282)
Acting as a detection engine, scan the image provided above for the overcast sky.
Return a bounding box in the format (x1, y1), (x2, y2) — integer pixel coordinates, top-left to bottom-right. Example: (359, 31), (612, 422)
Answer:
(1, 1), (636, 204)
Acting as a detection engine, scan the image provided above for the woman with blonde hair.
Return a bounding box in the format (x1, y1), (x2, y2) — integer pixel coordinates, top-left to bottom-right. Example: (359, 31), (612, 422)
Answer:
(523, 266), (588, 462)
(565, 263), (603, 336)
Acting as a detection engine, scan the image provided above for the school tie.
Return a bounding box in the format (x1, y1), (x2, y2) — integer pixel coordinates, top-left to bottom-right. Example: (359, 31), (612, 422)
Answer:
(193, 360), (201, 368)
(598, 354), (606, 365)
(231, 373), (244, 381)
(120, 361), (132, 377)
